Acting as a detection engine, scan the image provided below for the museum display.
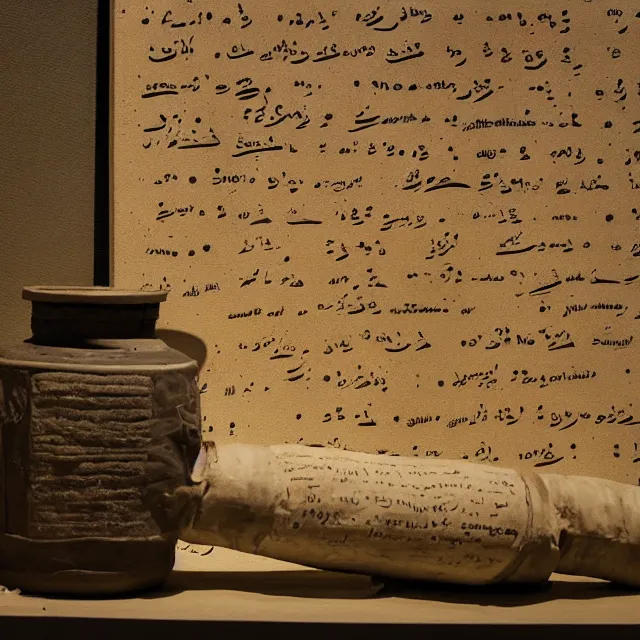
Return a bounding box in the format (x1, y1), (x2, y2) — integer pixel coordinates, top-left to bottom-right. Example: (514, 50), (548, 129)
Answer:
(1, 286), (639, 596)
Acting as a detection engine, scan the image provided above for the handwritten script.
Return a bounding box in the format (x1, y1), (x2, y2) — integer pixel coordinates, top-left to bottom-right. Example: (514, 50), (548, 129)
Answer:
(113, 0), (640, 483)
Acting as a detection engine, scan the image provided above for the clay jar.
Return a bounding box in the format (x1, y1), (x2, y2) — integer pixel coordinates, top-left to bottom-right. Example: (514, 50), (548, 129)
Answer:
(0, 287), (202, 595)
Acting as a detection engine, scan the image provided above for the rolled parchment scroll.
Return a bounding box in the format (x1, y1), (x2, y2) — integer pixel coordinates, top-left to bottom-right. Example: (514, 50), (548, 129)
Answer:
(177, 443), (640, 586)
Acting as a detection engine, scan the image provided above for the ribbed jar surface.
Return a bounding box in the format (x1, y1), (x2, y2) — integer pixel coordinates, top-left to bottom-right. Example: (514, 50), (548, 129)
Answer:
(0, 287), (201, 595)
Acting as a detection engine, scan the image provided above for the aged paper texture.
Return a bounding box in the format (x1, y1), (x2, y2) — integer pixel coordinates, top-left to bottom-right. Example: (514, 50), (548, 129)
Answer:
(113, 1), (640, 482)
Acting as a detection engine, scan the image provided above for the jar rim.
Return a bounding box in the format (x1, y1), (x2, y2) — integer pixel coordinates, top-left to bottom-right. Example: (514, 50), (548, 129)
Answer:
(22, 286), (168, 305)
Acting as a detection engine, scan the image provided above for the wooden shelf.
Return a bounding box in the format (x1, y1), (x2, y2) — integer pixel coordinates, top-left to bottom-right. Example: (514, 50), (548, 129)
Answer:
(2, 546), (640, 636)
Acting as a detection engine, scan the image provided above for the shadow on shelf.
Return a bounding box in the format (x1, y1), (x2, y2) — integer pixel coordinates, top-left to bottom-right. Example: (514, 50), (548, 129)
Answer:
(155, 568), (383, 599)
(149, 568), (639, 605)
(376, 575), (639, 606)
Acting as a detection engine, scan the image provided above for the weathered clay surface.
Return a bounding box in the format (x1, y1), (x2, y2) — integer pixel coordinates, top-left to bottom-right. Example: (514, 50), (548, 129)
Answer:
(0, 366), (200, 594)
(180, 443), (640, 587)
(29, 371), (156, 540)
(0, 287), (201, 595)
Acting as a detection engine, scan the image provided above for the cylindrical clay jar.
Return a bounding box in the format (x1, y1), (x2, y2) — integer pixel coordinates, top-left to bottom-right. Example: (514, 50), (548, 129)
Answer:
(0, 287), (201, 595)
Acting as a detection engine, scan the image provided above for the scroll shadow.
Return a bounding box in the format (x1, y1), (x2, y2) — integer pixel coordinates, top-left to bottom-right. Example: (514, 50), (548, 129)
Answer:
(145, 568), (636, 605)
(155, 329), (207, 373)
(375, 576), (639, 607)
(148, 569), (383, 600)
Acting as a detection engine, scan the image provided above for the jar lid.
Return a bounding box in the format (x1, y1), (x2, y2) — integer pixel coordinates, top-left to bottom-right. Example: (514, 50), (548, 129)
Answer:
(22, 286), (168, 305)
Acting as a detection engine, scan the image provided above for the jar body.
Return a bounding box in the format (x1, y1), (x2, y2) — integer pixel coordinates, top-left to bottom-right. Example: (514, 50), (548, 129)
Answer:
(0, 289), (201, 595)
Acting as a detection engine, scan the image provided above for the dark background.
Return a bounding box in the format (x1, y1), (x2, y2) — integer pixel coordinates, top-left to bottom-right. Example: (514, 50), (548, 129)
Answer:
(0, 0), (110, 347)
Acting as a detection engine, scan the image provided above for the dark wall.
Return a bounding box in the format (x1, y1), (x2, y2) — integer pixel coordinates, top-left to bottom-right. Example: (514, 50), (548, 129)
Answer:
(0, 1), (100, 345)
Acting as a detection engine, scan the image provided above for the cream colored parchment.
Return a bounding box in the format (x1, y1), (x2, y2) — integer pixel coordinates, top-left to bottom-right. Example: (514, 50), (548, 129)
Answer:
(179, 442), (640, 585)
(112, 1), (640, 482)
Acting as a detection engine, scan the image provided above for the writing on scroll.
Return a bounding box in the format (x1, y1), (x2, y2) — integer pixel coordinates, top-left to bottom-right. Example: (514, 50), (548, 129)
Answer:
(272, 448), (529, 573)
(113, 0), (640, 482)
